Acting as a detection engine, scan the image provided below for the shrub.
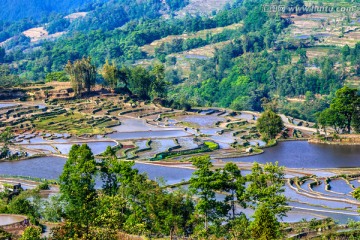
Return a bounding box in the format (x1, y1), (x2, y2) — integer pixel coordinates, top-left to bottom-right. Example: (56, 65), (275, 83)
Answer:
(45, 71), (69, 82)
(204, 141), (219, 150)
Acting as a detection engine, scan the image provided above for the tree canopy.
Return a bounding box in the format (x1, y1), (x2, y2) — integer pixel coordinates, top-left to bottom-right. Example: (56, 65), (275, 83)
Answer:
(256, 110), (284, 141)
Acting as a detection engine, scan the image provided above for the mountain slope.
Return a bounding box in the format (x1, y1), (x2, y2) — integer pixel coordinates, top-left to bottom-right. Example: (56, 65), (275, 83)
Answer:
(0, 0), (99, 21)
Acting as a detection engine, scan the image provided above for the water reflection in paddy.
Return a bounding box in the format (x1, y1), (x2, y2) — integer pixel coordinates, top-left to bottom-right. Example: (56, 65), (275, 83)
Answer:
(139, 139), (178, 159)
(305, 180), (355, 201)
(24, 145), (56, 154)
(135, 164), (193, 185)
(0, 156), (358, 223)
(0, 215), (26, 226)
(350, 180), (360, 188)
(54, 142), (116, 155)
(329, 179), (354, 195)
(234, 112), (257, 121)
(107, 130), (189, 140)
(177, 137), (199, 150)
(0, 157), (193, 185)
(0, 103), (17, 109)
(223, 141), (360, 168)
(200, 128), (223, 135)
(0, 157), (67, 179)
(287, 202), (360, 224)
(284, 185), (357, 210)
(135, 140), (149, 150)
(113, 118), (174, 132)
(249, 140), (266, 147)
(177, 115), (224, 127)
(28, 137), (48, 144)
(210, 135), (234, 149)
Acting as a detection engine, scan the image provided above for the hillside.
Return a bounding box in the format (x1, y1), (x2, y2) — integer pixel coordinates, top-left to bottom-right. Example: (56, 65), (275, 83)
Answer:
(0, 0), (360, 121)
(0, 0), (100, 21)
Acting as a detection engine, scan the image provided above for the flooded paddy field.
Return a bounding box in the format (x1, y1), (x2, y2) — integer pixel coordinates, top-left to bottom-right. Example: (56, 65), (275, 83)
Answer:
(223, 141), (360, 168)
(1, 154), (359, 223)
(0, 156), (193, 186)
(1, 100), (360, 225)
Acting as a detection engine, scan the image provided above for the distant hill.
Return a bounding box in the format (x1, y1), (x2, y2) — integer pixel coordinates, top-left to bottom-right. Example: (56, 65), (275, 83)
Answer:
(0, 0), (100, 21)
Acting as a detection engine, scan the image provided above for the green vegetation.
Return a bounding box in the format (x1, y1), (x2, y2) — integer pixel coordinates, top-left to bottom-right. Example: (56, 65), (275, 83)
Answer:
(150, 141), (219, 161)
(0, 65), (23, 87)
(318, 86), (360, 134)
(65, 57), (96, 96)
(250, 204), (282, 239)
(0, 127), (13, 159)
(256, 110), (284, 141)
(20, 226), (42, 240)
(0, 0), (97, 21)
(2, 0), (360, 238)
(45, 71), (69, 83)
(33, 112), (118, 135)
(0, 145), (289, 239)
(0, 127), (26, 160)
(204, 141), (219, 150)
(51, 148), (288, 238)
(1, 0), (359, 122)
(0, 228), (12, 239)
(59, 144), (98, 235)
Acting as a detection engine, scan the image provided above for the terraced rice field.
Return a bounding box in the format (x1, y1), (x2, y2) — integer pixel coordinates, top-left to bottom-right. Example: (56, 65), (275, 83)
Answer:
(1, 98), (360, 224)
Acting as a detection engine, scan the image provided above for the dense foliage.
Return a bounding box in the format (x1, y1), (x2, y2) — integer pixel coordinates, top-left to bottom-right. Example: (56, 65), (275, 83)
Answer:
(0, 0), (100, 21)
(49, 146), (288, 239)
(65, 57), (96, 95)
(256, 110), (284, 141)
(1, 0), (359, 122)
(317, 86), (360, 134)
(3, 1), (245, 77)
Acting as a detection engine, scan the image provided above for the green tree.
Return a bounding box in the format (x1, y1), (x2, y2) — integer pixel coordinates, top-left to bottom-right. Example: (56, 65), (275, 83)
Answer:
(128, 66), (153, 99)
(189, 155), (229, 237)
(250, 204), (281, 240)
(100, 147), (119, 196)
(0, 127), (13, 159)
(92, 194), (127, 237)
(20, 226), (42, 240)
(317, 108), (346, 134)
(352, 104), (360, 133)
(0, 127), (13, 148)
(226, 214), (250, 240)
(0, 47), (5, 63)
(40, 195), (64, 222)
(353, 188), (360, 200)
(221, 163), (246, 220)
(296, 48), (308, 64)
(100, 146), (139, 198)
(20, 226), (43, 240)
(342, 44), (351, 61)
(45, 71), (69, 82)
(65, 57), (96, 96)
(246, 162), (288, 218)
(8, 197), (40, 221)
(142, 186), (194, 238)
(256, 110), (284, 140)
(151, 63), (167, 99)
(59, 144), (98, 237)
(330, 86), (359, 133)
(305, 91), (315, 102)
(101, 60), (119, 89)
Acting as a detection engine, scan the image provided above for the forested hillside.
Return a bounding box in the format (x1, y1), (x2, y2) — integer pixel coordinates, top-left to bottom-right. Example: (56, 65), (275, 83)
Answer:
(0, 0), (189, 44)
(0, 0), (99, 21)
(1, 0), (360, 122)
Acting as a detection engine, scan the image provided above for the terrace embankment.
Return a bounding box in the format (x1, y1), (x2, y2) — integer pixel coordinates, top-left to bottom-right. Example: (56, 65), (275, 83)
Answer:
(0, 88), (27, 100)
(309, 135), (360, 145)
